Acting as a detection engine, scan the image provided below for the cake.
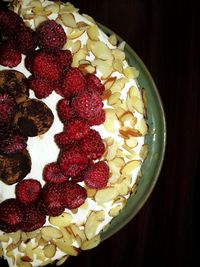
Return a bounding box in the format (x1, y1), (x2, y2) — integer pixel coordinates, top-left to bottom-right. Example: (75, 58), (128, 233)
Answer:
(0, 1), (148, 266)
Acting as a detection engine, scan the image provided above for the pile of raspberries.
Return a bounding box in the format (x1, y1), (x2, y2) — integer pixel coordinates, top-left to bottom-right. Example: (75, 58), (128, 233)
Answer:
(0, 9), (110, 233)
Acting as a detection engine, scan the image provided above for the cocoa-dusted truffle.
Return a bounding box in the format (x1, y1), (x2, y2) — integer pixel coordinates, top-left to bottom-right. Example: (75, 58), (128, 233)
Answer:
(0, 149), (31, 185)
(0, 70), (29, 104)
(15, 99), (54, 137)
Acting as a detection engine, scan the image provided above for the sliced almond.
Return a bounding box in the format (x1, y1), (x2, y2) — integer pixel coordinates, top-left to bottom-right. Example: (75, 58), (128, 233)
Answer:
(87, 187), (97, 198)
(106, 141), (119, 160)
(138, 118), (148, 135)
(59, 227), (73, 246)
(123, 66), (139, 79)
(101, 89), (112, 100)
(81, 235), (100, 250)
(49, 212), (72, 227)
(125, 137), (138, 148)
(104, 76), (117, 90)
(41, 226), (63, 240)
(44, 244), (56, 258)
(118, 41), (126, 50)
(121, 160), (142, 175)
(91, 41), (113, 60)
(56, 255), (69, 266)
(95, 187), (118, 204)
(59, 3), (78, 13)
(112, 48), (126, 61)
(139, 144), (148, 160)
(109, 205), (123, 217)
(34, 15), (47, 28)
(60, 13), (77, 28)
(44, 3), (60, 14)
(110, 77), (126, 93)
(72, 48), (88, 67)
(108, 34), (118, 46)
(77, 21), (90, 30)
(127, 95), (144, 114)
(70, 224), (86, 242)
(82, 13), (96, 24)
(113, 58), (123, 73)
(128, 85), (140, 98)
(119, 127), (142, 138)
(55, 240), (78, 256)
(32, 7), (51, 16)
(108, 92), (121, 106)
(85, 211), (105, 240)
(87, 25), (100, 41)
(30, 0), (42, 8)
(0, 233), (9, 242)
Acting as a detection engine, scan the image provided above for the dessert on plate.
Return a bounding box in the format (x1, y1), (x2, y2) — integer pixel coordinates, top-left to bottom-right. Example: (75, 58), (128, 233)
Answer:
(0, 0), (148, 266)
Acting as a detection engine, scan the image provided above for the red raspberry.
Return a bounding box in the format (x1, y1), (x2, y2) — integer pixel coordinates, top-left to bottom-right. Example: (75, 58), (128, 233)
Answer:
(54, 131), (74, 149)
(0, 40), (21, 67)
(56, 99), (77, 123)
(62, 68), (86, 98)
(86, 73), (105, 95)
(0, 133), (27, 155)
(43, 162), (69, 184)
(72, 90), (103, 120)
(55, 49), (72, 72)
(36, 20), (66, 51)
(0, 199), (24, 233)
(81, 129), (105, 160)
(21, 205), (46, 232)
(15, 28), (37, 54)
(24, 50), (39, 72)
(62, 182), (87, 209)
(71, 159), (94, 183)
(0, 93), (17, 123)
(59, 147), (88, 177)
(0, 9), (24, 36)
(84, 161), (109, 189)
(88, 109), (106, 126)
(16, 179), (42, 205)
(29, 76), (54, 99)
(32, 50), (62, 82)
(42, 183), (64, 216)
(53, 80), (65, 97)
(64, 118), (90, 141)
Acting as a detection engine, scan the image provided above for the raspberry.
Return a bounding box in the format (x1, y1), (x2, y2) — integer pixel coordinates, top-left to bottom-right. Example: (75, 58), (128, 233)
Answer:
(81, 129), (105, 160)
(62, 68), (86, 98)
(56, 99), (77, 123)
(64, 118), (90, 141)
(42, 183), (64, 216)
(71, 159), (94, 183)
(36, 20), (66, 51)
(24, 50), (39, 72)
(0, 93), (17, 123)
(21, 205), (46, 232)
(43, 162), (69, 184)
(55, 49), (72, 72)
(54, 131), (73, 149)
(29, 76), (54, 99)
(72, 90), (103, 120)
(0, 133), (27, 155)
(84, 161), (109, 189)
(53, 80), (65, 97)
(88, 109), (106, 126)
(0, 40), (21, 67)
(32, 50), (62, 82)
(62, 182), (87, 209)
(16, 179), (42, 205)
(0, 199), (24, 233)
(0, 9), (24, 36)
(86, 73), (105, 95)
(59, 147), (88, 177)
(15, 28), (37, 54)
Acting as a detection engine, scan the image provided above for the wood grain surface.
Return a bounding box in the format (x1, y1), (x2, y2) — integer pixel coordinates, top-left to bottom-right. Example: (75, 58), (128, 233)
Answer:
(0, 1), (199, 267)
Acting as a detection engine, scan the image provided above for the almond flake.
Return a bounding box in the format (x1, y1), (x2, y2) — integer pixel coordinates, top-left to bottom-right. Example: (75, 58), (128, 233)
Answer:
(91, 41), (113, 60)
(92, 59), (113, 79)
(121, 160), (142, 175)
(49, 212), (72, 227)
(110, 77), (126, 93)
(81, 235), (100, 250)
(41, 226), (63, 240)
(87, 25), (100, 41)
(108, 34), (117, 46)
(72, 48), (88, 67)
(34, 15), (47, 28)
(108, 92), (121, 106)
(55, 240), (78, 256)
(56, 255), (69, 266)
(60, 13), (77, 28)
(95, 187), (118, 204)
(44, 244), (56, 258)
(44, 3), (60, 13)
(112, 48), (125, 61)
(123, 66), (139, 79)
(85, 211), (105, 240)
(139, 144), (148, 160)
(138, 118), (148, 135)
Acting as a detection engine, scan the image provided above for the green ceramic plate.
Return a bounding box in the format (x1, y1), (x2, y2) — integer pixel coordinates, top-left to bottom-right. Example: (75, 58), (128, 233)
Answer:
(98, 24), (167, 241)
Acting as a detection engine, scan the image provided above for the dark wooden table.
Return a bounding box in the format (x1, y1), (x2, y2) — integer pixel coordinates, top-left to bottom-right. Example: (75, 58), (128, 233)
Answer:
(1, 1), (199, 267)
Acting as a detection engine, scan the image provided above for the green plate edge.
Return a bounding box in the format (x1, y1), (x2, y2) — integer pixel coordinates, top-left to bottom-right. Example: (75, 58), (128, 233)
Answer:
(98, 24), (167, 241)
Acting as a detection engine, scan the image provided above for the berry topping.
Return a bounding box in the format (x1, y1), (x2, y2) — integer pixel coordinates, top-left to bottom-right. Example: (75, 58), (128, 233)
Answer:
(59, 147), (88, 177)
(62, 68), (86, 97)
(88, 109), (106, 126)
(56, 98), (77, 123)
(0, 40), (21, 68)
(43, 162), (69, 184)
(29, 76), (54, 99)
(0, 199), (24, 233)
(15, 28), (37, 54)
(55, 49), (72, 72)
(24, 50), (39, 72)
(16, 179), (42, 205)
(81, 129), (105, 160)
(0, 9), (24, 36)
(72, 90), (103, 120)
(15, 99), (54, 137)
(54, 131), (73, 149)
(36, 20), (66, 52)
(20, 205), (46, 232)
(64, 118), (90, 141)
(84, 161), (109, 189)
(32, 50), (62, 82)
(42, 183), (64, 216)
(0, 93), (17, 123)
(86, 73), (105, 95)
(62, 182), (87, 209)
(0, 133), (27, 155)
